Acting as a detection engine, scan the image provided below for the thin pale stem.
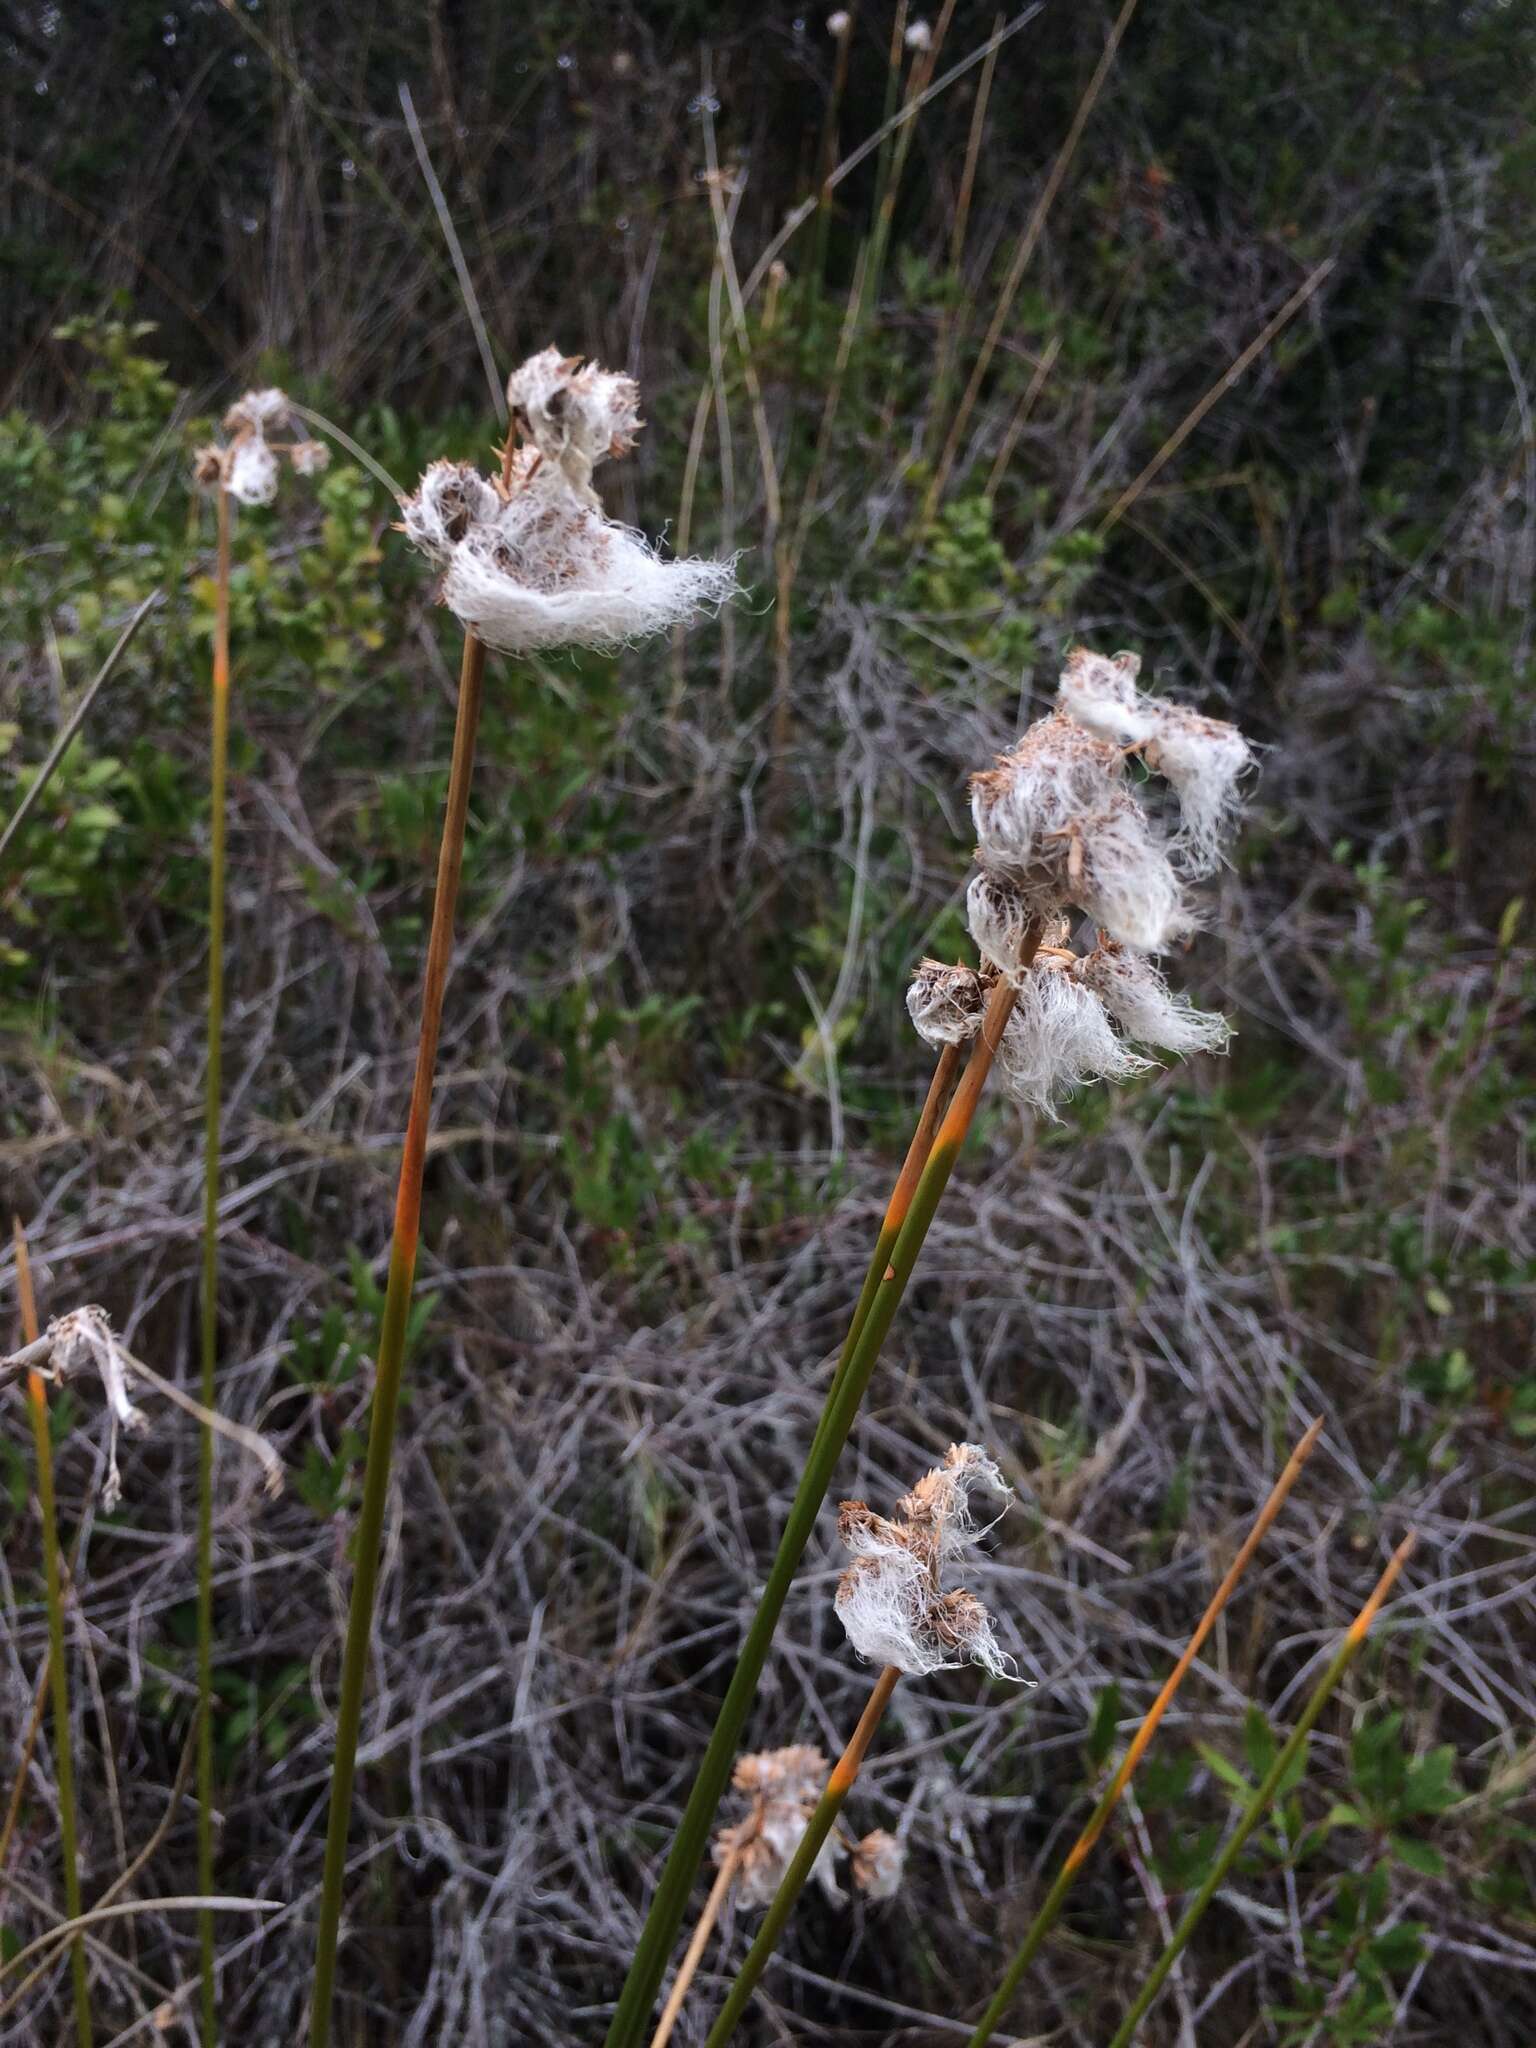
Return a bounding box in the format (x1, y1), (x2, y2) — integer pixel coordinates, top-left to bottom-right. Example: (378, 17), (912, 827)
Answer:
(195, 477), (231, 2048)
(1104, 1533), (1417, 2048)
(965, 1416), (1325, 2047)
(307, 622), (488, 2048)
(919, 0), (1141, 531)
(649, 1851), (739, 2048)
(604, 954), (1032, 2048)
(701, 1667), (901, 2048)
(14, 1223), (92, 2048)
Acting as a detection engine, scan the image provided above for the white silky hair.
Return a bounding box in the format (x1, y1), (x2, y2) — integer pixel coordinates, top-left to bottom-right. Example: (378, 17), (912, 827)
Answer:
(970, 714), (1190, 951)
(401, 453), (738, 655)
(400, 459), (504, 565)
(1057, 645), (1253, 875)
(997, 961), (1153, 1118)
(290, 439), (331, 477)
(1080, 943), (1231, 1055)
(225, 434), (280, 508)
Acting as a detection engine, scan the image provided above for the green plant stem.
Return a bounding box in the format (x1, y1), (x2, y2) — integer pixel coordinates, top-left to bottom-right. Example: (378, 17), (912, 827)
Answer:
(14, 1224), (92, 2048)
(307, 623), (488, 2048)
(808, 1040), (960, 1463)
(195, 477), (230, 2048)
(603, 958), (1030, 2048)
(965, 1416), (1324, 2047)
(1103, 1533), (1416, 2048)
(701, 1665), (901, 2047)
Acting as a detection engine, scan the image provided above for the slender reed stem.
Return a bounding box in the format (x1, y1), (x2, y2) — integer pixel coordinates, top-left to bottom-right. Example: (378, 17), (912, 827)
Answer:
(14, 1223), (92, 2048)
(649, 1851), (740, 2048)
(307, 620), (488, 2048)
(965, 1416), (1325, 2047)
(604, 955), (1033, 2048)
(1104, 1533), (1417, 2048)
(652, 1042), (958, 2041)
(918, 0), (1141, 532)
(195, 477), (231, 2048)
(701, 1666), (901, 2048)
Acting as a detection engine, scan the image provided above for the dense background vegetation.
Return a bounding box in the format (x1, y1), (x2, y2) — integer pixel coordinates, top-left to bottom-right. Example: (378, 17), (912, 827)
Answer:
(2, 1), (1534, 2041)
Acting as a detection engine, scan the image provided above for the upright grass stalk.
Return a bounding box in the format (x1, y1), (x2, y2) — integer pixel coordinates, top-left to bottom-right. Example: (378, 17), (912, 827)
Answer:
(194, 473), (231, 2048)
(964, 1416), (1325, 2048)
(700, 1667), (902, 2048)
(13, 1222), (92, 2048)
(1104, 1532), (1417, 2048)
(605, 960), (1033, 2048)
(308, 616), (490, 2048)
(648, 1042), (961, 2042)
(918, 0), (1142, 532)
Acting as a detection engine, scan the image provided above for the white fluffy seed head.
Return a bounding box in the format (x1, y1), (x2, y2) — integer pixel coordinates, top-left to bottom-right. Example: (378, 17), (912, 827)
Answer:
(225, 435), (280, 507)
(401, 395), (739, 654)
(827, 9), (852, 35)
(834, 1445), (1018, 1680)
(996, 960), (1153, 1118)
(1057, 645), (1253, 874)
(905, 19), (932, 50)
(970, 713), (1190, 950)
(906, 959), (988, 1048)
(505, 346), (642, 499)
(290, 439), (330, 477)
(1077, 941), (1231, 1056)
(223, 387), (291, 434)
(851, 1829), (904, 1901)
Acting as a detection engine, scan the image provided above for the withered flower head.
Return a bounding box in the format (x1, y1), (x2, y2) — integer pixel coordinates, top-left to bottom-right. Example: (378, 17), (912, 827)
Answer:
(834, 1444), (1017, 1680)
(2, 1306), (283, 1512)
(905, 958), (990, 1050)
(850, 1828), (904, 1901)
(194, 388), (330, 507)
(712, 1745), (842, 1906)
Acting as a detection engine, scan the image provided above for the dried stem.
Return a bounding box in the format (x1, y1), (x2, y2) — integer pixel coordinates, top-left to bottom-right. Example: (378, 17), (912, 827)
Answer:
(1104, 1532), (1417, 2048)
(919, 0), (1141, 531)
(603, 947), (1033, 2048)
(700, 1667), (902, 2047)
(14, 1222), (92, 2048)
(195, 475), (231, 2048)
(307, 616), (490, 2048)
(648, 1850), (740, 2048)
(965, 1415), (1325, 2047)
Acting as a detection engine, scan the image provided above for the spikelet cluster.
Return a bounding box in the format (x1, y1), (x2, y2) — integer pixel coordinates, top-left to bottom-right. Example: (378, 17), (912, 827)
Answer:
(192, 388), (329, 507)
(399, 347), (738, 654)
(835, 1444), (1018, 1680)
(710, 1745), (902, 1907)
(905, 645), (1251, 1117)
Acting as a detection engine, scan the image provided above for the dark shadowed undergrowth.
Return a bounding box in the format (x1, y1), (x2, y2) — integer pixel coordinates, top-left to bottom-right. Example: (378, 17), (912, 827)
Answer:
(2, 2), (1535, 2041)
